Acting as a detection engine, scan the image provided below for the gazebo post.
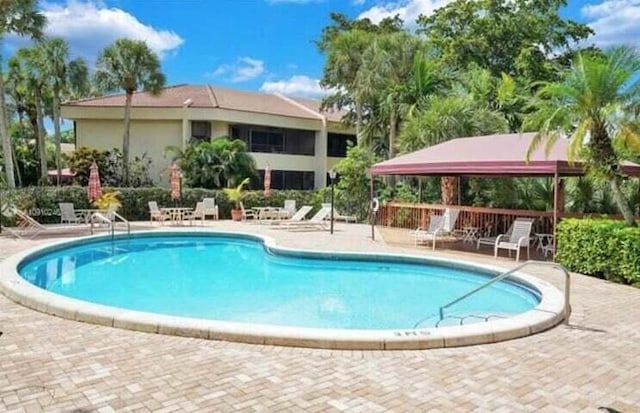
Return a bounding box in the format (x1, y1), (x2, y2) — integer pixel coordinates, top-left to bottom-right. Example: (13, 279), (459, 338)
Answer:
(553, 172), (560, 261)
(370, 176), (375, 241)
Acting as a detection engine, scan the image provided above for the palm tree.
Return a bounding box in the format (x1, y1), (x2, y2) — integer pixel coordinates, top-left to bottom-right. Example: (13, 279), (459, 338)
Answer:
(399, 94), (508, 204)
(7, 47), (49, 183)
(524, 46), (640, 226)
(0, 0), (45, 188)
(320, 29), (372, 142)
(94, 38), (166, 185)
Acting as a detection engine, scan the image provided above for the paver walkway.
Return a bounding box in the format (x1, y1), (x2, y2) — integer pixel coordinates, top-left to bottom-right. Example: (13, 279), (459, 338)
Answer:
(0, 222), (639, 412)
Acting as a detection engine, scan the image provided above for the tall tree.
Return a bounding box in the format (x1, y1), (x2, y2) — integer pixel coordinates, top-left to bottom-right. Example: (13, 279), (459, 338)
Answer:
(399, 94), (508, 204)
(524, 46), (640, 226)
(94, 38), (166, 185)
(0, 0), (45, 188)
(417, 0), (593, 82)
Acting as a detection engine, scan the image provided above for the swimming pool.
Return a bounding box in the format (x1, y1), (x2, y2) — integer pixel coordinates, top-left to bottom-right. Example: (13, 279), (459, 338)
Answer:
(1, 231), (566, 349)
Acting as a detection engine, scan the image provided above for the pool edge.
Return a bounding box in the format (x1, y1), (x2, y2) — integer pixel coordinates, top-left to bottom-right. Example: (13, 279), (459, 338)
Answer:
(0, 229), (567, 350)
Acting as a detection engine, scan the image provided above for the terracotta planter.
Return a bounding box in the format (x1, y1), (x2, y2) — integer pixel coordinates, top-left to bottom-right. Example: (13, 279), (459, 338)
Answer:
(230, 209), (243, 221)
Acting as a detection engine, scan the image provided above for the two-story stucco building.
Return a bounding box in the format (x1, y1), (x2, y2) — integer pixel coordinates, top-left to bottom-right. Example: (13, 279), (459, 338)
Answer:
(60, 84), (356, 189)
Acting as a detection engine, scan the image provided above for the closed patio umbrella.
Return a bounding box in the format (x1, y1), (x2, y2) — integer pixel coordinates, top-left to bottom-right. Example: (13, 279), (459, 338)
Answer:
(264, 166), (271, 198)
(170, 163), (181, 200)
(87, 161), (102, 202)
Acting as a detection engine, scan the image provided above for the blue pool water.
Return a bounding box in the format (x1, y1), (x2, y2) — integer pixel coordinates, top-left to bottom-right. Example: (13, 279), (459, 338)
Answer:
(18, 234), (540, 330)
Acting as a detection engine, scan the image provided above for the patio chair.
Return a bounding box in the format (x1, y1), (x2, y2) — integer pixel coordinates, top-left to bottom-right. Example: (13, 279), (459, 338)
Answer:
(321, 203), (357, 223)
(494, 219), (534, 262)
(4, 208), (91, 239)
(183, 202), (205, 225)
(280, 207), (331, 231)
(477, 218), (535, 250)
(281, 199), (296, 219)
(240, 202), (257, 220)
(149, 201), (170, 224)
(202, 198), (219, 221)
(59, 203), (83, 224)
(412, 208), (460, 250)
(261, 205), (313, 226)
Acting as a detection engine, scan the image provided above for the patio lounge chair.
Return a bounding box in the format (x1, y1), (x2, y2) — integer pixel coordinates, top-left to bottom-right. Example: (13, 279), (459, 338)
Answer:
(412, 208), (460, 250)
(260, 205), (313, 226)
(240, 202), (257, 220)
(202, 198), (219, 220)
(281, 199), (296, 219)
(149, 201), (170, 224)
(494, 219), (534, 262)
(321, 203), (357, 223)
(59, 203), (83, 224)
(477, 218), (535, 250)
(183, 202), (205, 225)
(280, 207), (331, 231)
(3, 208), (91, 239)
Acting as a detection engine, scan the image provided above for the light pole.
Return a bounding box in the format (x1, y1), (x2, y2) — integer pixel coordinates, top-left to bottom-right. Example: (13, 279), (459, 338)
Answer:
(329, 169), (336, 235)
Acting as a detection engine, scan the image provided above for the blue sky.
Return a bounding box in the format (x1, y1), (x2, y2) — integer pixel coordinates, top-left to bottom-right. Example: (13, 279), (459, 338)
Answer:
(4, 0), (640, 100)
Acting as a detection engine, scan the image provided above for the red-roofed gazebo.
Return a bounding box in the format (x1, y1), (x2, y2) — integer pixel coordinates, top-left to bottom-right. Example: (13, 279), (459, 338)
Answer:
(369, 133), (640, 245)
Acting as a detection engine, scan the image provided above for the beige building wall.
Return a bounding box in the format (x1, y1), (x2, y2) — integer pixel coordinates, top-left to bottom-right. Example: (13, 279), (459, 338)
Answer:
(75, 119), (182, 186)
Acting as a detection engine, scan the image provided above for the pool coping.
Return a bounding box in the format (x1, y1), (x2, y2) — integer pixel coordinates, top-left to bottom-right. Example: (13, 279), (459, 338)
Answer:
(0, 229), (567, 350)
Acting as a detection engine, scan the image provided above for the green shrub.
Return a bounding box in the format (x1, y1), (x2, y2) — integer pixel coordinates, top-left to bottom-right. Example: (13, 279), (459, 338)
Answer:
(557, 218), (640, 286)
(2, 186), (326, 224)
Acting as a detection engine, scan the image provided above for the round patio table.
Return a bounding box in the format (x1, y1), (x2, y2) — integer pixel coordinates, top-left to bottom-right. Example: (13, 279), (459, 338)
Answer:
(160, 207), (193, 225)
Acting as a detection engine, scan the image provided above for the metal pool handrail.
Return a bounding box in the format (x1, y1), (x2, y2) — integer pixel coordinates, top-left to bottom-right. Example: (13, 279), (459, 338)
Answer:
(90, 212), (130, 238)
(438, 260), (571, 325)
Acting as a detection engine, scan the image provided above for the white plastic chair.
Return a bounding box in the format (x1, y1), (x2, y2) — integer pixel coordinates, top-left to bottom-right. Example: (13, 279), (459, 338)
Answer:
(281, 207), (331, 230)
(412, 208), (460, 250)
(202, 198), (219, 221)
(149, 201), (169, 224)
(494, 219), (534, 262)
(262, 205), (313, 226)
(59, 203), (82, 224)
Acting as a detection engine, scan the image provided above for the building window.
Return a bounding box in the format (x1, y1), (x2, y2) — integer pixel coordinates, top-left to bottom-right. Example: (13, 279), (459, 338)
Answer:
(258, 169), (315, 190)
(327, 133), (356, 157)
(250, 129), (285, 153)
(191, 121), (211, 143)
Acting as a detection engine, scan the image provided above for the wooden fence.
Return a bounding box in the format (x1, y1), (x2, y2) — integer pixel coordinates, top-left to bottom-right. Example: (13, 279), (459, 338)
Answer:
(375, 202), (619, 236)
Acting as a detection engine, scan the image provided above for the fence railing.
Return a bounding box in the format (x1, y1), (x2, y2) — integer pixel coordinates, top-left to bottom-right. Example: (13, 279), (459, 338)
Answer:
(375, 202), (620, 236)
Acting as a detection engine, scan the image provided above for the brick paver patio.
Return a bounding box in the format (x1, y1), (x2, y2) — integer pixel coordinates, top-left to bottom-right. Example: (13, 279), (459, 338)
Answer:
(1, 222), (638, 412)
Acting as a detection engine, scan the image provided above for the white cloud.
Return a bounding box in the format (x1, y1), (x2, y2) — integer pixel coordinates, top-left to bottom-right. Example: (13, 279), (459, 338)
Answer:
(14, 0), (184, 61)
(358, 0), (454, 28)
(209, 57), (265, 82)
(581, 0), (640, 47)
(260, 75), (330, 98)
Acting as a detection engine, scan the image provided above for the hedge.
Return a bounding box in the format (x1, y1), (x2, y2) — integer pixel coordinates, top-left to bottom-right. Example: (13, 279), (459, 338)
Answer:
(2, 186), (329, 224)
(556, 218), (640, 286)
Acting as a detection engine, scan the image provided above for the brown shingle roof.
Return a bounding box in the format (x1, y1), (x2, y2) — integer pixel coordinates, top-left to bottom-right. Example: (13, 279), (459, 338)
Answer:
(289, 96), (345, 123)
(66, 84), (215, 108)
(64, 84), (348, 123)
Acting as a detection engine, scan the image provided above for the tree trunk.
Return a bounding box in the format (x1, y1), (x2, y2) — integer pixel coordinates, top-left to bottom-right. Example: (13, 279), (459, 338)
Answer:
(0, 59), (16, 189)
(441, 176), (459, 205)
(122, 90), (133, 186)
(354, 96), (363, 144)
(53, 90), (62, 186)
(35, 91), (47, 183)
(610, 177), (636, 226)
(389, 105), (397, 159)
(11, 143), (22, 187)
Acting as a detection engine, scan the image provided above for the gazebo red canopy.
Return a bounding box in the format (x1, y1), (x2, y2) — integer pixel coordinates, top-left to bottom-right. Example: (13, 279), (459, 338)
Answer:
(370, 132), (640, 177)
(368, 132), (640, 242)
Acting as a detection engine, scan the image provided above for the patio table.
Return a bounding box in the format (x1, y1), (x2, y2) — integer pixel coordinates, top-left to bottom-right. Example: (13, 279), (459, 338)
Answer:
(535, 233), (555, 257)
(160, 207), (194, 225)
(461, 226), (480, 244)
(253, 207), (284, 220)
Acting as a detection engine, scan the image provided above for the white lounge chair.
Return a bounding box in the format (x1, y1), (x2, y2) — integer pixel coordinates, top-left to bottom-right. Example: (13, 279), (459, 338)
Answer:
(261, 205), (312, 226)
(148, 201), (170, 224)
(321, 203), (357, 223)
(240, 202), (257, 220)
(4, 208), (89, 239)
(412, 208), (460, 250)
(202, 198), (219, 221)
(183, 202), (205, 225)
(59, 203), (83, 224)
(477, 218), (535, 250)
(280, 207), (331, 231)
(281, 200), (296, 219)
(494, 219), (534, 262)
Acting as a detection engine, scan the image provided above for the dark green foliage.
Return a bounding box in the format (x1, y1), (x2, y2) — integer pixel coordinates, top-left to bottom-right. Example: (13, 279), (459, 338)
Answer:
(557, 219), (640, 286)
(67, 146), (153, 187)
(2, 187), (324, 224)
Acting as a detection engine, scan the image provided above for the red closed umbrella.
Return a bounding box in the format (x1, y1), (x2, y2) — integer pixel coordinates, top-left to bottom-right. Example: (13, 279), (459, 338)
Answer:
(87, 161), (102, 202)
(264, 166), (271, 198)
(170, 163), (181, 200)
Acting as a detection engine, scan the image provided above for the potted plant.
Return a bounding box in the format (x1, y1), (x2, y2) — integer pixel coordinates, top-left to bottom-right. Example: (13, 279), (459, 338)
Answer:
(94, 191), (122, 219)
(224, 178), (250, 221)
